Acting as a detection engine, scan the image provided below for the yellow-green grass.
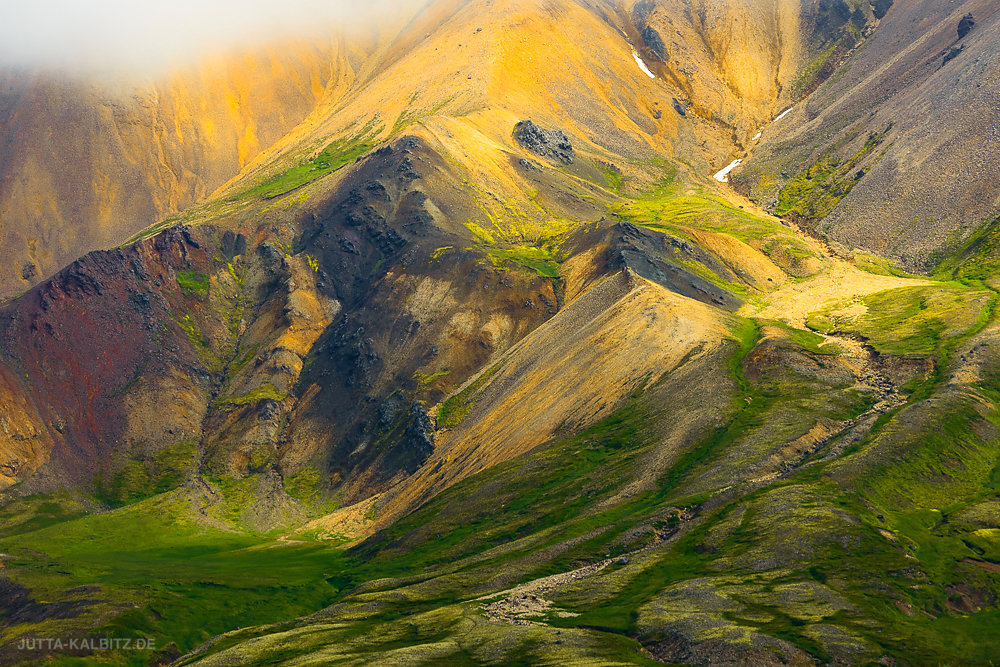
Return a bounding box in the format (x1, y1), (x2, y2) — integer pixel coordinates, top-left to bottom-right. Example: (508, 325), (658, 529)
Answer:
(806, 284), (994, 358)
(776, 130), (888, 220)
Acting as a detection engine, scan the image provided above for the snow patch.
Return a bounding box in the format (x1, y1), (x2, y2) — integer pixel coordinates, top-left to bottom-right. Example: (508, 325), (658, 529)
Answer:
(632, 51), (655, 79)
(752, 131), (763, 141)
(774, 107), (793, 122)
(713, 159), (743, 183)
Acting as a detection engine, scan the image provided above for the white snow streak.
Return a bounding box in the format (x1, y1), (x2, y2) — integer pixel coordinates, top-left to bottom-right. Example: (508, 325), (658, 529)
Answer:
(710, 108), (794, 182)
(713, 159), (743, 183)
(632, 51), (655, 79)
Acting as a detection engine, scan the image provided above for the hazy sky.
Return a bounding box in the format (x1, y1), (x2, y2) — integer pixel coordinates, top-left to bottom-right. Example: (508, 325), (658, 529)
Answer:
(0, 0), (411, 73)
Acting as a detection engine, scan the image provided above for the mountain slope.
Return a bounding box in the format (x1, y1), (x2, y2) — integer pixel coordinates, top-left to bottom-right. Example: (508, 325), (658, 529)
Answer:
(0, 37), (362, 299)
(735, 0), (1000, 269)
(0, 0), (845, 497)
(0, 0), (999, 665)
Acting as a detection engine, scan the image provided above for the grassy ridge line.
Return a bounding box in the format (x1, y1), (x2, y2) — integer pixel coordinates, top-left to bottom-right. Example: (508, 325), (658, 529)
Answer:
(119, 122), (383, 247)
(613, 177), (819, 283)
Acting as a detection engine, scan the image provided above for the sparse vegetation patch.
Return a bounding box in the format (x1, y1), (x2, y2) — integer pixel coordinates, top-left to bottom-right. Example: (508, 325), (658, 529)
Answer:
(176, 269), (209, 296)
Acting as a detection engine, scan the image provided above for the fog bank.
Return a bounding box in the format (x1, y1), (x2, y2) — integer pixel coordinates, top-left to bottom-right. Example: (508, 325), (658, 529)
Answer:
(0, 0), (419, 74)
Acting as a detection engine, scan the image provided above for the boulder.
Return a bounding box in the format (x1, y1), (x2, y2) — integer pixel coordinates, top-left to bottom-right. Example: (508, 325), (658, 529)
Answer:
(871, 0), (893, 20)
(641, 26), (666, 60)
(958, 13), (975, 39)
(512, 120), (574, 164)
(943, 45), (964, 66)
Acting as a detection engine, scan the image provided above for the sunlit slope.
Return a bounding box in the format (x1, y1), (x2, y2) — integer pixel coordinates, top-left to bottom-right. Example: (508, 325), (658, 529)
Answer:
(0, 38), (356, 298)
(627, 0), (803, 132)
(208, 0), (825, 215)
(0, 366), (53, 489)
(3, 105), (1000, 667)
(373, 270), (731, 528)
(29, 0), (843, 512)
(136, 0), (845, 289)
(0, 120), (810, 499)
(4, 2), (1000, 663)
(0, 0), (905, 516)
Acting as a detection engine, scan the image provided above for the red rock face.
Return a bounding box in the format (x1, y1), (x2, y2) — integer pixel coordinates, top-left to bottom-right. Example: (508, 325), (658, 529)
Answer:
(0, 227), (211, 486)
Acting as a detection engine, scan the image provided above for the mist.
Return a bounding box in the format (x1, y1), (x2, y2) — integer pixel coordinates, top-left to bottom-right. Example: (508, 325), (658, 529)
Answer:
(0, 0), (420, 75)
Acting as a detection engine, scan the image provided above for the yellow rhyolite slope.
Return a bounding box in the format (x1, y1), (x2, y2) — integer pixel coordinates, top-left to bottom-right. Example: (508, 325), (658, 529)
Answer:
(219, 0), (811, 219)
(0, 40), (345, 297)
(0, 5), (435, 300)
(0, 0), (837, 510)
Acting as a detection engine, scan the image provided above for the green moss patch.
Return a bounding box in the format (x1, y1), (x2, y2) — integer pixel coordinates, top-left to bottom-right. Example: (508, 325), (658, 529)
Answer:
(170, 311), (223, 371)
(284, 467), (323, 504)
(483, 244), (561, 277)
(807, 284), (993, 358)
(436, 362), (503, 429)
(214, 383), (286, 411)
(614, 184), (818, 277)
(96, 441), (199, 508)
(761, 320), (842, 355)
(776, 129), (889, 220)
(934, 215), (1000, 282)
(0, 494), (88, 539)
(244, 123), (380, 201)
(175, 270), (209, 296)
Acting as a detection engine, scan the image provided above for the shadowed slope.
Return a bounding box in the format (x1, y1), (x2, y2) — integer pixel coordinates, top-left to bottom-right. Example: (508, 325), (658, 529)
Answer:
(736, 0), (1000, 269)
